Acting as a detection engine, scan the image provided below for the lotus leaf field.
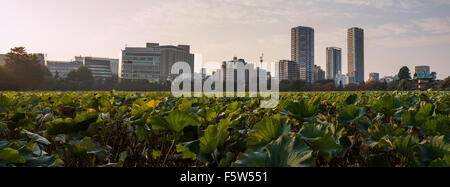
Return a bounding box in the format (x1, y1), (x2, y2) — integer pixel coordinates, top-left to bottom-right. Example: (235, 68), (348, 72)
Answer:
(0, 91), (449, 167)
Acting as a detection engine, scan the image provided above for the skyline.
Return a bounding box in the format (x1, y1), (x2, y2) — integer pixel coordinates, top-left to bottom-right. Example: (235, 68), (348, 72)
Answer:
(1, 0), (449, 79)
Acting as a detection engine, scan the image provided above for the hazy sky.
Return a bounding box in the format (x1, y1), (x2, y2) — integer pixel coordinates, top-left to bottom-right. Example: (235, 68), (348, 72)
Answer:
(1, 0), (449, 79)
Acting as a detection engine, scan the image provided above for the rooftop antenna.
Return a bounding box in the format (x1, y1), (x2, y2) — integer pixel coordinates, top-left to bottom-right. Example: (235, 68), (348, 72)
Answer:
(260, 53), (264, 68)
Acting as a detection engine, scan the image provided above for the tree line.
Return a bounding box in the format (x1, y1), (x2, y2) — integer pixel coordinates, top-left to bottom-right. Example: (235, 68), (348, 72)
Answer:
(279, 66), (449, 91)
(0, 47), (449, 92)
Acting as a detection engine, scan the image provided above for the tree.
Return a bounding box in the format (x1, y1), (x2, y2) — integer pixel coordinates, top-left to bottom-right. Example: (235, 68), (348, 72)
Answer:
(398, 79), (408, 90)
(3, 47), (46, 90)
(431, 72), (437, 78)
(0, 66), (15, 90)
(365, 80), (382, 90)
(442, 76), (450, 90)
(67, 66), (94, 90)
(290, 79), (307, 91)
(54, 71), (60, 80)
(398, 66), (411, 80)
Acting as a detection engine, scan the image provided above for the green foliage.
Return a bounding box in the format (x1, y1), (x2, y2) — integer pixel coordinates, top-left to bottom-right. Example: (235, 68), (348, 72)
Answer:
(286, 100), (318, 122)
(247, 116), (290, 148)
(343, 94), (361, 105)
(0, 91), (448, 167)
(398, 66), (411, 80)
(200, 119), (231, 154)
(234, 135), (315, 167)
(338, 105), (366, 124)
(415, 136), (449, 166)
(151, 110), (200, 132)
(1, 47), (46, 90)
(0, 148), (26, 164)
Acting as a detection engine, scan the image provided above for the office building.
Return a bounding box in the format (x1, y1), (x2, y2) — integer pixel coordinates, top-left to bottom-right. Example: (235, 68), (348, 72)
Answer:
(415, 66), (430, 75)
(326, 47), (342, 80)
(46, 60), (83, 79)
(292, 26), (315, 84)
(348, 27), (364, 84)
(75, 56), (119, 79)
(159, 44), (194, 82)
(47, 56), (118, 79)
(120, 43), (194, 83)
(120, 44), (161, 83)
(279, 60), (299, 81)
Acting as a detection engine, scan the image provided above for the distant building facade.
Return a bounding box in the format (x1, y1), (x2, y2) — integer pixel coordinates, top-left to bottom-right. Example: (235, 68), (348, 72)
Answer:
(347, 27), (364, 84)
(46, 60), (83, 79)
(279, 60), (299, 81)
(292, 26), (315, 84)
(120, 44), (161, 83)
(326, 47), (342, 80)
(159, 44), (194, 82)
(369, 72), (380, 81)
(47, 56), (118, 79)
(220, 57), (249, 83)
(75, 56), (119, 79)
(415, 66), (430, 75)
(314, 65), (325, 81)
(120, 43), (194, 83)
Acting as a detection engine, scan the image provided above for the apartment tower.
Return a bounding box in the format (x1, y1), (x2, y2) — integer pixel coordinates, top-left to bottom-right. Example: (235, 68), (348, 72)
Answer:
(347, 27), (364, 84)
(292, 26), (315, 84)
(326, 47), (342, 80)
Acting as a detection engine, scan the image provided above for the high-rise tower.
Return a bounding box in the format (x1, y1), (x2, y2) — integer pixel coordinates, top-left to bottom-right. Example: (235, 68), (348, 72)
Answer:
(292, 26), (315, 84)
(326, 47), (342, 80)
(347, 27), (364, 84)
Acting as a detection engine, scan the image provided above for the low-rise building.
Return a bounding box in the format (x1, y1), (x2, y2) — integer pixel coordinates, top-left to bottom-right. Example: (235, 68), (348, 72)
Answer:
(47, 56), (118, 79)
(75, 56), (119, 79)
(46, 60), (83, 79)
(279, 60), (299, 81)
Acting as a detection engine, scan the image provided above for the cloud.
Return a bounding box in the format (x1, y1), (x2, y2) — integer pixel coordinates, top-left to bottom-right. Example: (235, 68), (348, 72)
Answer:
(411, 17), (450, 34)
(366, 17), (450, 47)
(327, 0), (423, 9)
